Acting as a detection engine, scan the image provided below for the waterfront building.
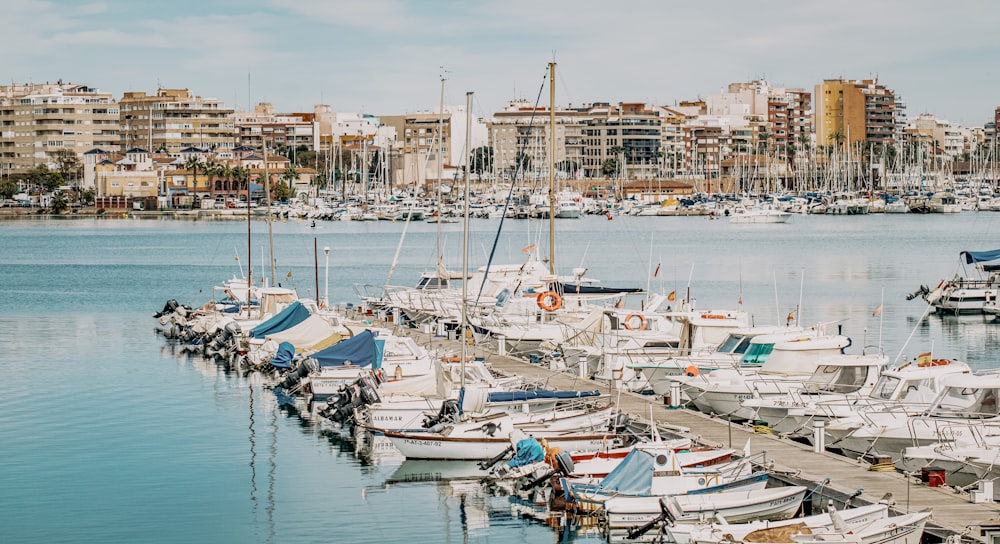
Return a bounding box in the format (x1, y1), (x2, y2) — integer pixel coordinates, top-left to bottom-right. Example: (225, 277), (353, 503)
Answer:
(814, 78), (897, 150)
(118, 88), (235, 155)
(380, 107), (488, 189)
(92, 148), (164, 201)
(906, 113), (967, 159)
(0, 82), (119, 179)
(234, 103), (319, 156)
(489, 100), (588, 183)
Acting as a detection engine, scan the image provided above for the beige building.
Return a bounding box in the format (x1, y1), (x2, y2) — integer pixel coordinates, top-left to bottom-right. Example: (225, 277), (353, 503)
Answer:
(118, 88), (235, 154)
(93, 148), (160, 198)
(380, 111), (452, 186)
(234, 102), (318, 154)
(0, 82), (119, 178)
(489, 100), (588, 182)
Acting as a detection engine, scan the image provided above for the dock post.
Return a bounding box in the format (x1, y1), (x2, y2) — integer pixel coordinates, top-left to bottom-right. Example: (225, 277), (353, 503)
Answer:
(497, 335), (506, 357)
(669, 382), (681, 409)
(578, 358), (587, 379)
(813, 421), (826, 453)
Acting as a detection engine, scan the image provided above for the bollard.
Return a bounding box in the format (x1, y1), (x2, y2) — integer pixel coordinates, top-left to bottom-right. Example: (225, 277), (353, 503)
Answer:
(669, 382), (681, 409)
(497, 335), (506, 357)
(578, 358), (587, 379)
(436, 321), (445, 337)
(813, 420), (826, 453)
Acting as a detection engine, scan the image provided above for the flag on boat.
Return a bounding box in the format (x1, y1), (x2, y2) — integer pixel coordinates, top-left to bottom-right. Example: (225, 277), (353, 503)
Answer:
(917, 351), (932, 365)
(667, 290), (676, 302)
(522, 243), (536, 254)
(653, 263), (661, 277)
(786, 311), (796, 324)
(872, 303), (883, 317)
(738, 294), (743, 305)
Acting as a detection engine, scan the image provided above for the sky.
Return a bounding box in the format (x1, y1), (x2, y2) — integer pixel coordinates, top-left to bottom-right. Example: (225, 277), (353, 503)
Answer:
(5, 0), (1000, 127)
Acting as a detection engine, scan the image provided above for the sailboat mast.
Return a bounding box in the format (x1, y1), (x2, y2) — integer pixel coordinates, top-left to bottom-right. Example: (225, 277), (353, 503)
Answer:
(263, 131), (275, 286)
(548, 61), (556, 275)
(437, 74), (445, 265)
(460, 91), (473, 391)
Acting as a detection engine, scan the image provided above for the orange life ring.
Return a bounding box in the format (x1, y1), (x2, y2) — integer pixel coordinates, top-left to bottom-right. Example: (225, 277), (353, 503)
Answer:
(537, 291), (563, 312)
(623, 313), (648, 331)
(685, 365), (699, 377)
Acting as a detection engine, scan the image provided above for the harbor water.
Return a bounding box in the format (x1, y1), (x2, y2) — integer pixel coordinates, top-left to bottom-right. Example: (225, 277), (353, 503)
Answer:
(2, 213), (999, 543)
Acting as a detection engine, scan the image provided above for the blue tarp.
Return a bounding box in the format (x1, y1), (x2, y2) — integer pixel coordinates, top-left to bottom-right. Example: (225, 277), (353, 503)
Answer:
(487, 390), (601, 403)
(310, 330), (381, 368)
(963, 249), (1000, 264)
(250, 301), (310, 339)
(507, 438), (545, 468)
(269, 342), (296, 369)
(592, 449), (655, 496)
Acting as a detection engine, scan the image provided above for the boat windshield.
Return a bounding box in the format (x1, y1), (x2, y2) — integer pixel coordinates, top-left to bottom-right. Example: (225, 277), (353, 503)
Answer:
(804, 365), (869, 393)
(871, 375), (900, 400)
(716, 335), (746, 354)
(740, 343), (774, 366)
(932, 386), (1000, 418)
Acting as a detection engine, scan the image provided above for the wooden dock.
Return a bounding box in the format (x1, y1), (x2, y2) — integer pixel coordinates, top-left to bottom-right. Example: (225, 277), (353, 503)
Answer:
(394, 326), (1000, 542)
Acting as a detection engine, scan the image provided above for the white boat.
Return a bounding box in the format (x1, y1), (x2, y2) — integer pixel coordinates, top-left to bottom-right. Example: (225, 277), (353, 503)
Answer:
(788, 511), (929, 544)
(670, 332), (887, 420)
(729, 204), (791, 224)
(672, 503), (892, 544)
(908, 249), (1000, 314)
(604, 485), (807, 536)
(832, 372), (1000, 461)
(564, 447), (764, 512)
(376, 407), (621, 460)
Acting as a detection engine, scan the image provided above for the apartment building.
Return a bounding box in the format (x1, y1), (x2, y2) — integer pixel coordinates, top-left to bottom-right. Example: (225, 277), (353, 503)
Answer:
(581, 102), (662, 180)
(906, 113), (967, 158)
(489, 100), (588, 182)
(234, 102), (318, 154)
(0, 82), (119, 177)
(814, 79), (896, 149)
(118, 88), (235, 154)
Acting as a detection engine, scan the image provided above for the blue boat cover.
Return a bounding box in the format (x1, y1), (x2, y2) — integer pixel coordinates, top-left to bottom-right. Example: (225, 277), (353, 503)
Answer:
(269, 342), (296, 369)
(487, 389), (601, 403)
(310, 330), (382, 369)
(507, 438), (545, 468)
(963, 249), (1000, 264)
(593, 449), (655, 496)
(250, 301), (310, 339)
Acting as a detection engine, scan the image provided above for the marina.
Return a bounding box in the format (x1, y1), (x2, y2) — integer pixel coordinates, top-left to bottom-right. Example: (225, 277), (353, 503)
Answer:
(5, 212), (1000, 543)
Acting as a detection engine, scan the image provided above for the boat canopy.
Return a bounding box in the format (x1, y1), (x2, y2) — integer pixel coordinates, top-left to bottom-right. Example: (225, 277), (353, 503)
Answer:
(486, 389), (601, 403)
(269, 342), (296, 369)
(962, 249), (1000, 264)
(310, 330), (383, 369)
(593, 449), (661, 496)
(250, 301), (310, 339)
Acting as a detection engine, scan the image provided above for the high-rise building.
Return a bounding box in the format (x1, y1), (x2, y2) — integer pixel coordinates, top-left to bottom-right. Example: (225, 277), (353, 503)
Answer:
(0, 82), (119, 178)
(118, 88), (234, 154)
(814, 79), (896, 149)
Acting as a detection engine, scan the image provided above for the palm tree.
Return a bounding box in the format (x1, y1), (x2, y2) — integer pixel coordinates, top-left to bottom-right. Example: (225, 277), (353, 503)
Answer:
(185, 155), (203, 192)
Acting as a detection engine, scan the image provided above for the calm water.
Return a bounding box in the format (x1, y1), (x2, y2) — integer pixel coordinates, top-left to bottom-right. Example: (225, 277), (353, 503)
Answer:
(2, 212), (1000, 543)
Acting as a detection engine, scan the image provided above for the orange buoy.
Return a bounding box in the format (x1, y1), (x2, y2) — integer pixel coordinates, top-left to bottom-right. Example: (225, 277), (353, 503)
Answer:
(537, 291), (563, 311)
(685, 365), (699, 377)
(623, 313), (648, 331)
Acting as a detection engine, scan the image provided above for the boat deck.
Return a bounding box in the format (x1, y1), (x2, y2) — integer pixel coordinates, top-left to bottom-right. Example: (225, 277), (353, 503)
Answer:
(391, 324), (1000, 542)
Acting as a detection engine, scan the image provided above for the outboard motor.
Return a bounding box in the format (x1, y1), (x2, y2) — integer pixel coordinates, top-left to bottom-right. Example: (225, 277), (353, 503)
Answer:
(318, 373), (381, 427)
(277, 358), (319, 391)
(519, 450), (576, 491)
(608, 413), (630, 434)
(207, 322), (241, 357)
(906, 284), (930, 301)
(153, 299), (180, 318)
(422, 399), (460, 429)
